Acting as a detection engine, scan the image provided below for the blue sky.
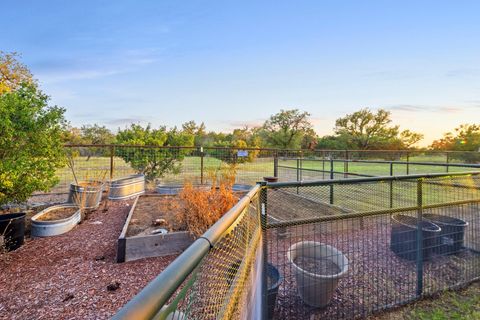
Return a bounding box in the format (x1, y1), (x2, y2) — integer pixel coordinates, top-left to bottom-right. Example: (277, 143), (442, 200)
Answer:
(1, 1), (480, 145)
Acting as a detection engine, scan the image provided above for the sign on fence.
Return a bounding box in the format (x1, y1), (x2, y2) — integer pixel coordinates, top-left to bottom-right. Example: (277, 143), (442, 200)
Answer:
(237, 150), (249, 157)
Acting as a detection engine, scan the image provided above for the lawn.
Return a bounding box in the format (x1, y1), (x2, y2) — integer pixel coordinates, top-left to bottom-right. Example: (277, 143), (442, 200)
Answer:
(46, 152), (478, 196)
(374, 281), (480, 320)
(279, 156), (479, 178)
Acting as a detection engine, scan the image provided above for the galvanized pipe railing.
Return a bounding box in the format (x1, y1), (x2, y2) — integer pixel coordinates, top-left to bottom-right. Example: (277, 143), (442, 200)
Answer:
(267, 171), (480, 188)
(113, 184), (261, 320)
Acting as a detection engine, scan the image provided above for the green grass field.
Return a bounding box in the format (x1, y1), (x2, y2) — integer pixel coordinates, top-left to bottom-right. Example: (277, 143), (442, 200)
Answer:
(49, 153), (479, 197)
(375, 281), (480, 320)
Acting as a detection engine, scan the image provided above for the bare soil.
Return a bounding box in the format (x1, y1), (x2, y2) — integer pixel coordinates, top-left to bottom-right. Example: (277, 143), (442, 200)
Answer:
(293, 257), (341, 275)
(0, 200), (177, 320)
(267, 189), (352, 222)
(36, 207), (78, 221)
(126, 195), (185, 237)
(126, 191), (247, 238)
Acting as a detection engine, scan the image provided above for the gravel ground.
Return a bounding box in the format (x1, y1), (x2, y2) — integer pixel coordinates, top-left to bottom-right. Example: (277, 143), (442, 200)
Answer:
(0, 199), (177, 320)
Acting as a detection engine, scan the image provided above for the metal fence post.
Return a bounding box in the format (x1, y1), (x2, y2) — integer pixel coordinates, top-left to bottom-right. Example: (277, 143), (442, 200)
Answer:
(110, 145), (115, 181)
(344, 150), (349, 178)
(406, 152), (410, 175)
(416, 178), (424, 297)
(389, 162), (394, 208)
(322, 151), (325, 179)
(200, 147), (204, 185)
(259, 182), (268, 320)
(273, 150), (278, 178)
(329, 159), (334, 204)
(446, 152), (450, 173)
(330, 158), (334, 180)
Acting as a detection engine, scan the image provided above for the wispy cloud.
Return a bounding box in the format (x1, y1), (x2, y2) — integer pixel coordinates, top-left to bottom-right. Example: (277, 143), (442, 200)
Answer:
(226, 119), (265, 128)
(361, 70), (413, 80)
(386, 104), (465, 113)
(105, 117), (148, 126)
(386, 104), (429, 112)
(445, 68), (480, 78)
(34, 47), (162, 84)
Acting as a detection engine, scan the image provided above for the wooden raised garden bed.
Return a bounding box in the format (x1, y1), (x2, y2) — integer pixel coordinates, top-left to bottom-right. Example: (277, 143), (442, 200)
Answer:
(116, 194), (195, 262)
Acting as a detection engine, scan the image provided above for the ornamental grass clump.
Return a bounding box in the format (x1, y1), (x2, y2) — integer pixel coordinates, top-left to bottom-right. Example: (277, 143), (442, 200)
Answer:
(178, 170), (238, 236)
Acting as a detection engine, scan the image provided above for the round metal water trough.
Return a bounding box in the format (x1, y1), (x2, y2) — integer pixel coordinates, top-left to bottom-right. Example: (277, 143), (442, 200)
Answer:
(156, 183), (253, 195)
(109, 174), (145, 200)
(31, 204), (81, 237)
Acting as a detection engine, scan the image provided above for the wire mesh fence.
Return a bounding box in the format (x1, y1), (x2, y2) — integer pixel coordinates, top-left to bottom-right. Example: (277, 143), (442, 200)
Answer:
(114, 186), (264, 320)
(33, 145), (480, 201)
(159, 191), (262, 320)
(264, 173), (480, 319)
(277, 157), (480, 183)
(114, 171), (480, 320)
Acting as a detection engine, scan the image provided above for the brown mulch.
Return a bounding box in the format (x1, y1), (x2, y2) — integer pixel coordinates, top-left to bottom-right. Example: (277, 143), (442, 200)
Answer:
(268, 212), (480, 319)
(0, 200), (177, 320)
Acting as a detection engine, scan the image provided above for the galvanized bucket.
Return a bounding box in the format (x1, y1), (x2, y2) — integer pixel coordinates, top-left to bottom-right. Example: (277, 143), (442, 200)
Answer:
(109, 174), (145, 200)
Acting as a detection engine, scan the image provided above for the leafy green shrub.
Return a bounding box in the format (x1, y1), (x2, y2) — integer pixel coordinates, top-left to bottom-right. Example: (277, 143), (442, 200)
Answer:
(0, 83), (66, 205)
(115, 124), (194, 181)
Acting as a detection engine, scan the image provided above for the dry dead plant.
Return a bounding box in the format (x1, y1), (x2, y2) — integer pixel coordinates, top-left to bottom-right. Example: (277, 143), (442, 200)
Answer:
(178, 169), (238, 236)
(0, 219), (13, 263)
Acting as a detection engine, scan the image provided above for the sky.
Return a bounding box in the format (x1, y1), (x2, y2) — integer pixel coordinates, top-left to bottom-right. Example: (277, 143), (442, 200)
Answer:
(1, 1), (480, 146)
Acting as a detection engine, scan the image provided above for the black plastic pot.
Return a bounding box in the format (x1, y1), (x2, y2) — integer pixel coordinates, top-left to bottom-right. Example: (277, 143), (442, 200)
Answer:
(0, 213), (26, 251)
(263, 176), (278, 183)
(390, 214), (441, 261)
(423, 214), (468, 255)
(266, 263), (282, 319)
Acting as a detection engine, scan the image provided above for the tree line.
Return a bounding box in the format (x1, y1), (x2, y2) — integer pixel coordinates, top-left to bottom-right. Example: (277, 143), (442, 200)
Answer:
(2, 51), (479, 204)
(62, 108), (479, 153)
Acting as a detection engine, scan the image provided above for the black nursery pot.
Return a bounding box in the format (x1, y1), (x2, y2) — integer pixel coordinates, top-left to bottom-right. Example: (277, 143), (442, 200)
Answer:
(423, 214), (468, 255)
(266, 263), (282, 319)
(0, 213), (26, 251)
(390, 214), (441, 261)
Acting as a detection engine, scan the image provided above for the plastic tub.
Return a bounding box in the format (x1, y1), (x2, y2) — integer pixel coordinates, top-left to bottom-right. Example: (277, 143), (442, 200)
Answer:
(423, 213), (468, 255)
(390, 214), (441, 261)
(0, 212), (26, 251)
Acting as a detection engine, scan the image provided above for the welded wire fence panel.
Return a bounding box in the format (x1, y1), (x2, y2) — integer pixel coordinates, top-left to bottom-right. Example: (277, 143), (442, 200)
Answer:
(35, 146), (276, 198)
(266, 215), (419, 319)
(158, 193), (263, 320)
(264, 174), (480, 319)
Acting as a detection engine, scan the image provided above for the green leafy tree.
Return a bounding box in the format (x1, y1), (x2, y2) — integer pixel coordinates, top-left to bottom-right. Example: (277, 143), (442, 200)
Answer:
(80, 124), (115, 145)
(334, 108), (423, 150)
(182, 120), (207, 146)
(431, 124), (480, 163)
(116, 124), (194, 180)
(262, 109), (313, 149)
(209, 127), (261, 164)
(0, 83), (66, 204)
(0, 51), (35, 94)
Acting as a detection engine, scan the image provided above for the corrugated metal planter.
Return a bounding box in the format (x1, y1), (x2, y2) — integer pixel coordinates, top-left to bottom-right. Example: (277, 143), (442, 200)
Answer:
(155, 183), (252, 195)
(68, 180), (105, 209)
(31, 204), (81, 237)
(109, 174), (145, 200)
